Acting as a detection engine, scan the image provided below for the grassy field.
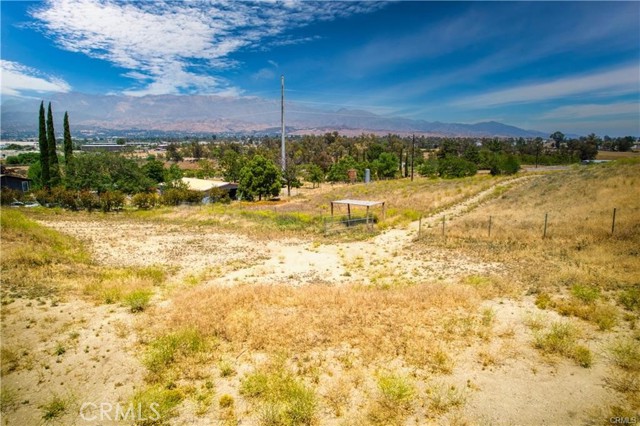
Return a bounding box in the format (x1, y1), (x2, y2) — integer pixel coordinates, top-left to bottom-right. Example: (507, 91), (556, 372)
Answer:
(1, 161), (639, 425)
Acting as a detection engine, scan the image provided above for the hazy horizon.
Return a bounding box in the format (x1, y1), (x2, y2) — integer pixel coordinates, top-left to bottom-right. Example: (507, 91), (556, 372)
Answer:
(1, 1), (639, 136)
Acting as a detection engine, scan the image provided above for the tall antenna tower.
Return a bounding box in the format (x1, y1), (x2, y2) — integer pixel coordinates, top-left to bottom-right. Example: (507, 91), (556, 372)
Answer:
(280, 75), (286, 172)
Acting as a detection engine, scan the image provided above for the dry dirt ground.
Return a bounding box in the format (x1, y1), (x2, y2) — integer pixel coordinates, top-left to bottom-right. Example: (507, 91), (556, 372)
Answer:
(1, 175), (627, 425)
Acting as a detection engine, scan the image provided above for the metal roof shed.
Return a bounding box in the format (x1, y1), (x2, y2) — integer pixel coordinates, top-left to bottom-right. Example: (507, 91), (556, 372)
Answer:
(330, 199), (385, 221)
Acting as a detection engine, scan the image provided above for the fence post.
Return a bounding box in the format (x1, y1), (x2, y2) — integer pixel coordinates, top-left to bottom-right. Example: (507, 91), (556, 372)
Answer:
(611, 208), (617, 235)
(442, 215), (445, 237)
(543, 212), (548, 238)
(488, 215), (492, 238)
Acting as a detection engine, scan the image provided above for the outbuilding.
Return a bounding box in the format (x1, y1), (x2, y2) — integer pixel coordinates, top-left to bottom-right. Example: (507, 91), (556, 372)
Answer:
(0, 173), (32, 193)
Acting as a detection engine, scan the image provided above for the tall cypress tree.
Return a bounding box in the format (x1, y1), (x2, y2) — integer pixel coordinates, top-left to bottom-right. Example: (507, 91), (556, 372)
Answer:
(47, 102), (61, 187)
(63, 111), (74, 176)
(38, 101), (50, 188)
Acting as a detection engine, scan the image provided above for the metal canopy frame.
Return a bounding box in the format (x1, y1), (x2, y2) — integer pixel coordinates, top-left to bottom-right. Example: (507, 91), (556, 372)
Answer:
(330, 199), (386, 221)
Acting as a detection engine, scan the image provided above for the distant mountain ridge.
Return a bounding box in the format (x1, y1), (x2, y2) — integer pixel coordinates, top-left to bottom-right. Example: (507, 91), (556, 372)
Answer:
(1, 93), (548, 138)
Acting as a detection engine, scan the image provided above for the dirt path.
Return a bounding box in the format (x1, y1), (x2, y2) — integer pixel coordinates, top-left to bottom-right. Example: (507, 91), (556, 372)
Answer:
(38, 175), (535, 289)
(212, 175), (538, 287)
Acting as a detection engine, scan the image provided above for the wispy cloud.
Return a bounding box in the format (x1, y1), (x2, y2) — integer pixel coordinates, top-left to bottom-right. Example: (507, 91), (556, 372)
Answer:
(1, 60), (71, 97)
(452, 65), (639, 108)
(540, 102), (640, 120)
(30, 0), (383, 96)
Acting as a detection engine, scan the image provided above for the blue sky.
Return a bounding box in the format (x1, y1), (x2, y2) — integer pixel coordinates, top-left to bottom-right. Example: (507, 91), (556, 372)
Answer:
(1, 0), (639, 136)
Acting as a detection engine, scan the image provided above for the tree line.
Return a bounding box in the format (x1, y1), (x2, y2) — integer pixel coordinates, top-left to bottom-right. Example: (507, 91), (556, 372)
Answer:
(5, 102), (635, 209)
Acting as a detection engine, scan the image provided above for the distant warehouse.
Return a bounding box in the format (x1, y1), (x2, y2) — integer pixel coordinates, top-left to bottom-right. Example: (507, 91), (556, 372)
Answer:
(81, 144), (126, 152)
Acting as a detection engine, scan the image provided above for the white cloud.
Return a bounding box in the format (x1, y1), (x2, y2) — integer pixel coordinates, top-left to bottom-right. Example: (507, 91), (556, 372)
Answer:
(30, 0), (383, 96)
(452, 65), (639, 108)
(0, 60), (71, 97)
(252, 68), (276, 82)
(540, 102), (640, 120)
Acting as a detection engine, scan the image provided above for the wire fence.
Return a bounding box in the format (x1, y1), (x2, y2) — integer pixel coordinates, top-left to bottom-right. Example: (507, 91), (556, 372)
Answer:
(415, 207), (624, 241)
(323, 214), (377, 234)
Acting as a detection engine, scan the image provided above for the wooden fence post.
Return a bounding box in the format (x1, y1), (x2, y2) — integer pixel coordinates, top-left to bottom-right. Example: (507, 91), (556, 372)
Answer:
(543, 213), (548, 238)
(488, 216), (492, 238)
(611, 208), (617, 235)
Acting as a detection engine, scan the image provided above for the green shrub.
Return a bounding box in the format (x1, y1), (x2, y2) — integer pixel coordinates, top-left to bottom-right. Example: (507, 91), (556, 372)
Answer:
(161, 188), (202, 206)
(207, 187), (231, 204)
(535, 292), (553, 309)
(130, 386), (183, 425)
(40, 395), (68, 421)
(132, 192), (160, 210)
(144, 328), (207, 379)
(0, 188), (23, 205)
(610, 339), (640, 371)
(377, 373), (415, 408)
(490, 154), (521, 175)
(78, 190), (100, 212)
(571, 345), (593, 368)
(99, 190), (125, 212)
(417, 158), (439, 178)
(437, 157), (477, 178)
(124, 289), (152, 313)
(571, 284), (600, 304)
(219, 394), (234, 409)
(240, 364), (316, 425)
(534, 321), (593, 368)
(619, 288), (640, 312)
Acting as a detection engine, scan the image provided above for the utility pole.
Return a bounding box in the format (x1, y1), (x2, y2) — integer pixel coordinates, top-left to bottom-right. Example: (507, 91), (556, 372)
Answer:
(281, 75), (286, 172)
(411, 134), (415, 181)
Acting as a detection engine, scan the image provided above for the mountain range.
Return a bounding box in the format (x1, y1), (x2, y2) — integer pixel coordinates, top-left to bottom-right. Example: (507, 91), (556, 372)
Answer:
(1, 93), (548, 139)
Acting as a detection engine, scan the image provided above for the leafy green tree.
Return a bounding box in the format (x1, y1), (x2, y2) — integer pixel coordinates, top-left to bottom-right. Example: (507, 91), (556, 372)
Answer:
(417, 158), (439, 178)
(190, 140), (204, 159)
(550, 131), (565, 149)
(142, 159), (166, 183)
(570, 140), (598, 161)
(366, 142), (384, 162)
(67, 152), (153, 194)
(615, 136), (635, 152)
(6, 152), (40, 165)
(238, 155), (282, 201)
(282, 164), (302, 196)
(372, 152), (399, 179)
(326, 156), (359, 183)
(438, 157), (477, 178)
(489, 154), (520, 175)
(28, 160), (43, 188)
(164, 163), (183, 182)
(437, 139), (460, 158)
(38, 101), (50, 188)
(462, 144), (481, 165)
(305, 163), (324, 188)
(47, 102), (61, 186)
(63, 112), (74, 174)
(166, 143), (183, 162)
(220, 150), (244, 182)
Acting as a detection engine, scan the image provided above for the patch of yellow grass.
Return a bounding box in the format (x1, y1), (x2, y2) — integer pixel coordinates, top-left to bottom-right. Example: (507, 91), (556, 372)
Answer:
(152, 282), (483, 373)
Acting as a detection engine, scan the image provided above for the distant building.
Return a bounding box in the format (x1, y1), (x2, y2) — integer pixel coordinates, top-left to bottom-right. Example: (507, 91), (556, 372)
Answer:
(81, 144), (126, 152)
(1, 169), (32, 193)
(174, 177), (238, 200)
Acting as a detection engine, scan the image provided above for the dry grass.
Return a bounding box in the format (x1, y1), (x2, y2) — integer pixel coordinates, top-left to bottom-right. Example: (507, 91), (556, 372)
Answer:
(0, 209), (167, 313)
(420, 160), (640, 321)
(153, 282), (483, 369)
(5, 160), (639, 424)
(28, 174), (513, 241)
